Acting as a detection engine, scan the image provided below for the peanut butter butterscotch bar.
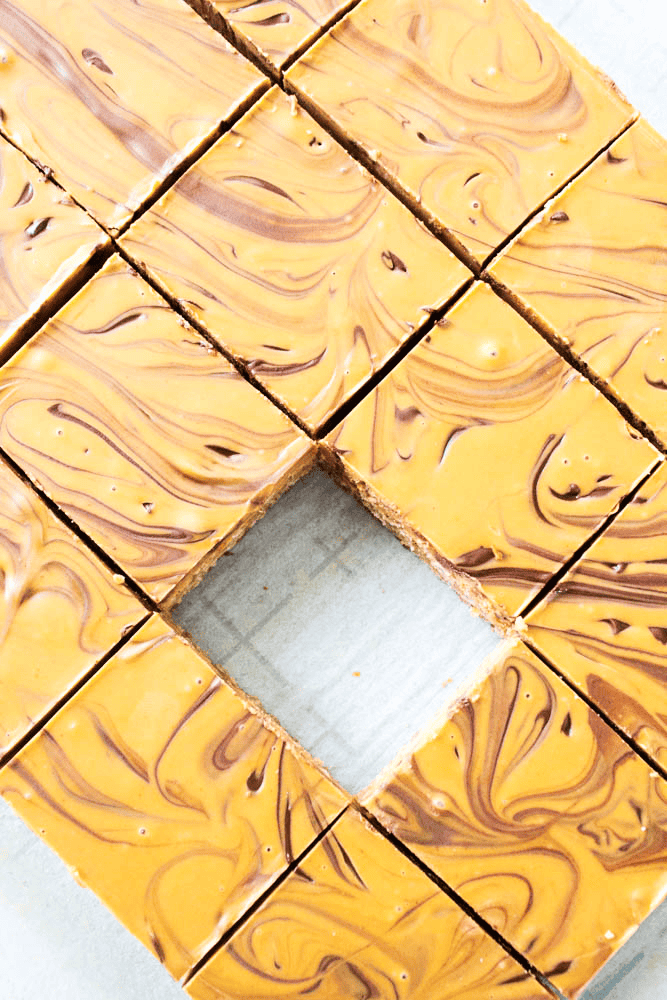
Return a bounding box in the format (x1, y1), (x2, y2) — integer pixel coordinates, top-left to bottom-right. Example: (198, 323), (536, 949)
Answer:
(0, 616), (347, 980)
(364, 641), (667, 998)
(0, 257), (314, 605)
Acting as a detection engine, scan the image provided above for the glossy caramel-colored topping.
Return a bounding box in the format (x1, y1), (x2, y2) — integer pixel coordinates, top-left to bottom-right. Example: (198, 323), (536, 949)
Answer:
(0, 457), (145, 758)
(123, 88), (468, 434)
(0, 616), (347, 980)
(190, 0), (352, 69)
(527, 460), (667, 771)
(364, 642), (667, 998)
(324, 283), (658, 622)
(0, 256), (314, 605)
(187, 807), (551, 1000)
(286, 0), (634, 263)
(0, 136), (108, 363)
(0, 0), (264, 232)
(490, 119), (667, 445)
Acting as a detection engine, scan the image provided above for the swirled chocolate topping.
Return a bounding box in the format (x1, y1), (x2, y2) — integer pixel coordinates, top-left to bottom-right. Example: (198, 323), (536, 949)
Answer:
(123, 87), (468, 434)
(527, 459), (667, 770)
(323, 282), (658, 622)
(0, 616), (347, 980)
(490, 119), (667, 445)
(0, 455), (145, 757)
(0, 256), (314, 605)
(195, 0), (354, 68)
(187, 807), (551, 999)
(0, 0), (264, 231)
(286, 0), (634, 262)
(364, 641), (667, 998)
(0, 135), (107, 363)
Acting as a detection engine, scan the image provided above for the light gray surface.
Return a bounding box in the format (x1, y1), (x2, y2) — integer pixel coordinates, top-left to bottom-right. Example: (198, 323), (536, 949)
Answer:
(175, 471), (499, 794)
(1, 1), (666, 997)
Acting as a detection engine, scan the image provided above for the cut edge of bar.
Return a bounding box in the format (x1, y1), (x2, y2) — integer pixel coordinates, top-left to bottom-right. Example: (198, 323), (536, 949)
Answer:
(112, 238), (316, 437)
(0, 239), (114, 368)
(525, 637), (667, 787)
(0, 612), (152, 771)
(283, 76), (481, 273)
(481, 114), (640, 273)
(355, 804), (563, 999)
(316, 274), (475, 439)
(112, 75), (271, 239)
(0, 444), (156, 613)
(485, 270), (666, 456)
(519, 459), (664, 620)
(182, 805), (350, 986)
(164, 610), (351, 809)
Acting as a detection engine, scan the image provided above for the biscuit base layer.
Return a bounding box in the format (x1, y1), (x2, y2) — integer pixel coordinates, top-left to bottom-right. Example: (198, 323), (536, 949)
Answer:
(318, 445), (516, 634)
(164, 444), (316, 609)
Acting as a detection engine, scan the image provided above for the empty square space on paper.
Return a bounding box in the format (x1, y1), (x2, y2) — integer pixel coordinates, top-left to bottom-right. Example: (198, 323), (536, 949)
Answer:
(171, 468), (499, 793)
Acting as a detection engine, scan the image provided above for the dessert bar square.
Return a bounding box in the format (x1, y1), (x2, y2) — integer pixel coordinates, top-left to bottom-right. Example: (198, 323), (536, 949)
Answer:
(0, 135), (108, 364)
(489, 119), (667, 446)
(0, 455), (146, 759)
(0, 256), (314, 605)
(0, 0), (265, 232)
(322, 282), (659, 625)
(286, 0), (635, 264)
(364, 641), (667, 998)
(187, 806), (553, 999)
(527, 459), (667, 770)
(0, 616), (347, 981)
(123, 87), (469, 434)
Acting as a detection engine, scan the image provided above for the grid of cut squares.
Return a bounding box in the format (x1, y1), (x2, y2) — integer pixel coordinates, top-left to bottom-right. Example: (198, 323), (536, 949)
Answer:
(322, 282), (659, 626)
(0, 0), (665, 998)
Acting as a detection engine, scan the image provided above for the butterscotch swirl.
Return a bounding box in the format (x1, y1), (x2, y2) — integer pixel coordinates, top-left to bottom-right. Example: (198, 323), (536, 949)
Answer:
(188, 806), (550, 999)
(286, 0), (634, 263)
(190, 0), (352, 68)
(0, 256), (314, 605)
(364, 642), (667, 998)
(0, 616), (347, 980)
(123, 87), (468, 434)
(0, 0), (264, 231)
(490, 119), (667, 445)
(0, 455), (144, 757)
(0, 136), (108, 363)
(324, 282), (658, 623)
(527, 460), (667, 771)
